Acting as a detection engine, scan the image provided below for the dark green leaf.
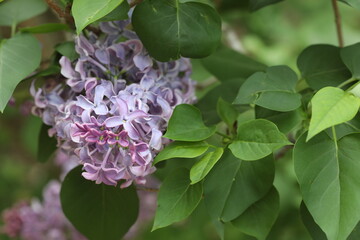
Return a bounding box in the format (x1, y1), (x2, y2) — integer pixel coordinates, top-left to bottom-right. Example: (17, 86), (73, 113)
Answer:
(255, 106), (303, 134)
(249, 0), (283, 11)
(190, 147), (223, 184)
(339, 0), (360, 9)
(300, 202), (327, 240)
(297, 45), (351, 90)
(340, 42), (360, 79)
(201, 47), (267, 82)
(60, 166), (139, 240)
(154, 141), (209, 164)
(229, 119), (291, 161)
(0, 34), (41, 112)
(0, 0), (47, 26)
(196, 78), (245, 125)
(72, 0), (124, 34)
(132, 0), (221, 61)
(55, 41), (79, 61)
(37, 124), (57, 163)
(164, 104), (216, 141)
(294, 132), (360, 240)
(152, 168), (203, 230)
(217, 97), (238, 128)
(233, 66), (301, 112)
(232, 187), (280, 240)
(307, 87), (360, 141)
(204, 150), (274, 222)
(20, 23), (71, 34)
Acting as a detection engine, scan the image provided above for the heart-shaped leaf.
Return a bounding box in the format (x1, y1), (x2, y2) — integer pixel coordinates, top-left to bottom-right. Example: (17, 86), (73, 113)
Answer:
(60, 166), (139, 240)
(164, 104), (216, 141)
(132, 0), (221, 61)
(0, 34), (41, 112)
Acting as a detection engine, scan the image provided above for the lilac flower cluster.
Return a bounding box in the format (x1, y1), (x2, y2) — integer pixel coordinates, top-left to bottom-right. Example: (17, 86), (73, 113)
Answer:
(1, 181), (86, 240)
(31, 21), (195, 187)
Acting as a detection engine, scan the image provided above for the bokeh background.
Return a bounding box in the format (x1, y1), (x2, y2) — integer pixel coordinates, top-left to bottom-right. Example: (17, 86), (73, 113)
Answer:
(1, 0), (360, 239)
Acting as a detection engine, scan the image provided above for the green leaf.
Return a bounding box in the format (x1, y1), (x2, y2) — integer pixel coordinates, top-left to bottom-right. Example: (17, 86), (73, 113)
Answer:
(340, 42), (360, 79)
(229, 119), (291, 161)
(200, 47), (267, 82)
(154, 141), (209, 165)
(190, 147), (224, 184)
(55, 41), (80, 62)
(339, 0), (360, 9)
(0, 0), (47, 26)
(204, 150), (274, 222)
(217, 97), (238, 128)
(232, 187), (280, 240)
(132, 0), (221, 61)
(196, 78), (245, 125)
(96, 0), (129, 22)
(60, 166), (139, 240)
(307, 87), (360, 141)
(0, 34), (41, 112)
(20, 23), (71, 34)
(164, 104), (216, 141)
(72, 0), (124, 34)
(37, 124), (57, 163)
(249, 0), (283, 11)
(152, 168), (203, 230)
(297, 45), (351, 90)
(233, 66), (301, 112)
(255, 106), (303, 134)
(294, 132), (360, 240)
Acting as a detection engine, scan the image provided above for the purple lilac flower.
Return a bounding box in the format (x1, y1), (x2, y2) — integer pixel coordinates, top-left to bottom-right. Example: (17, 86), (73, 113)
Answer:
(31, 20), (196, 187)
(1, 181), (87, 240)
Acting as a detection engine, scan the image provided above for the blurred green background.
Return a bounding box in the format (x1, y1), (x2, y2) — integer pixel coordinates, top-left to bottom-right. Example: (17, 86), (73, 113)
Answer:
(1, 0), (360, 239)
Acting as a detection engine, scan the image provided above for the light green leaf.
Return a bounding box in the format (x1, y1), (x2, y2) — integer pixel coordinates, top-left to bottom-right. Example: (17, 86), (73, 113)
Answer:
(37, 124), (57, 163)
(72, 0), (124, 34)
(339, 0), (360, 9)
(96, 0), (129, 22)
(200, 47), (266, 82)
(217, 97), (238, 128)
(0, 0), (47, 26)
(55, 41), (79, 62)
(229, 119), (291, 161)
(340, 42), (360, 79)
(164, 104), (216, 141)
(190, 147), (224, 184)
(20, 23), (71, 34)
(132, 0), (221, 61)
(233, 65), (301, 112)
(0, 34), (41, 112)
(152, 168), (203, 230)
(294, 132), (360, 240)
(232, 187), (280, 240)
(300, 201), (327, 240)
(154, 141), (209, 165)
(60, 166), (139, 240)
(297, 45), (351, 90)
(307, 87), (360, 141)
(204, 150), (274, 222)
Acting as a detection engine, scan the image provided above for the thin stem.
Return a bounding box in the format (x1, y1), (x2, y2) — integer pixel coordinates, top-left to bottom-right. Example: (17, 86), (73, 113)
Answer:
(129, 0), (143, 8)
(336, 78), (357, 88)
(11, 21), (16, 37)
(331, 0), (344, 47)
(215, 131), (231, 139)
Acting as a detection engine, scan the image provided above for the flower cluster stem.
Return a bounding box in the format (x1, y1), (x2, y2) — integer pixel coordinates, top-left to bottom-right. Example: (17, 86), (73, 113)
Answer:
(331, 0), (344, 47)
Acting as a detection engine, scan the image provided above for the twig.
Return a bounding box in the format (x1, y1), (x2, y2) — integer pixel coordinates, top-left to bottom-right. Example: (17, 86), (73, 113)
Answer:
(331, 0), (344, 47)
(135, 186), (159, 192)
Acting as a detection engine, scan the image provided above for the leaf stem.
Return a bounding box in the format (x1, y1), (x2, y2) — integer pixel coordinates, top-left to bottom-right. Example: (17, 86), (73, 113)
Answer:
(331, 0), (344, 47)
(215, 131), (231, 139)
(336, 78), (357, 88)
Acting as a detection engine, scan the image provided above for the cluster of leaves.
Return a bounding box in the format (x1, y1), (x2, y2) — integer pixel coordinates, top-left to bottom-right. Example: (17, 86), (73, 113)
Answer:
(2, 0), (360, 240)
